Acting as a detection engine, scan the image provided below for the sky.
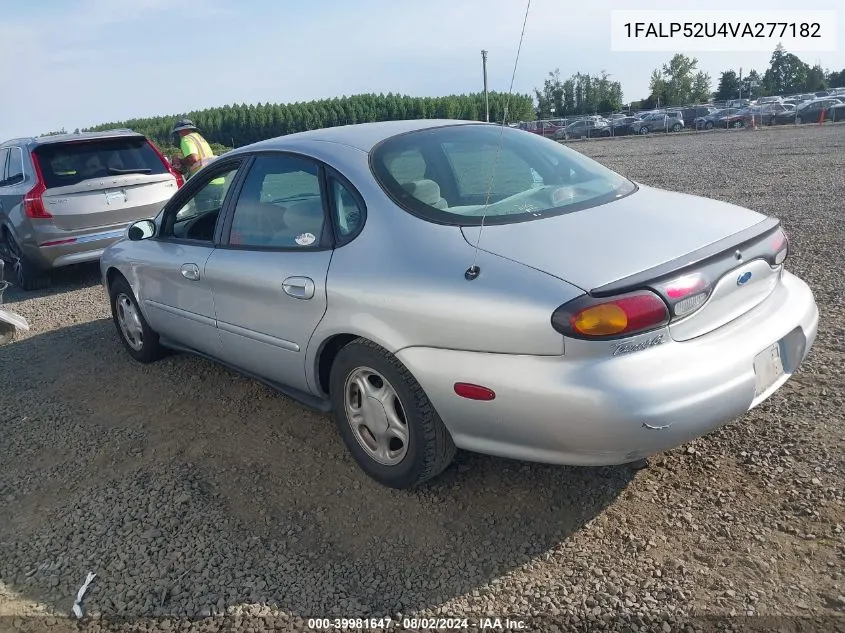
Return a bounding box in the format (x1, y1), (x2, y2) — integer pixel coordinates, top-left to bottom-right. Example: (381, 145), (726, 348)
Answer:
(0, 0), (842, 141)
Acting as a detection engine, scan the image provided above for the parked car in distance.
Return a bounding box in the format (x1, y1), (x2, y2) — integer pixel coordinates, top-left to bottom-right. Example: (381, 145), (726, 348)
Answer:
(772, 99), (845, 124)
(101, 119), (819, 489)
(675, 105), (716, 128)
(558, 118), (608, 139)
(631, 112), (684, 134)
(695, 108), (740, 129)
(0, 130), (183, 290)
(599, 116), (640, 136)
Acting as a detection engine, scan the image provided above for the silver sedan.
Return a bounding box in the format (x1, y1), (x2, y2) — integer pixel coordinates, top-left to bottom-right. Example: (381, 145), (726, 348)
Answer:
(100, 119), (819, 489)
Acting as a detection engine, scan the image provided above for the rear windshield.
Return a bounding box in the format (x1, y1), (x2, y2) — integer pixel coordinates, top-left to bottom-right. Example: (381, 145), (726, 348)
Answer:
(34, 137), (167, 188)
(370, 124), (635, 226)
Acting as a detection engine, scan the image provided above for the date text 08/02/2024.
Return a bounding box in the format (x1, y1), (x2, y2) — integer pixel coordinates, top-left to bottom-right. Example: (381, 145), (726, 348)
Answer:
(307, 617), (527, 629)
(622, 21), (822, 39)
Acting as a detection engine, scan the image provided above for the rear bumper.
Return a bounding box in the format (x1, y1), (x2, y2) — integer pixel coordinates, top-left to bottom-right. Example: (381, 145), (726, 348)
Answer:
(22, 227), (127, 270)
(396, 270), (818, 466)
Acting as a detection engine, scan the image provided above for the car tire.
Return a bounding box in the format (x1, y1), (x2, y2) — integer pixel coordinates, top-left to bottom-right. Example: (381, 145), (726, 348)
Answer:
(108, 275), (167, 363)
(671, 123), (682, 132)
(601, 129), (611, 137)
(733, 121), (744, 128)
(638, 127), (649, 135)
(705, 121), (714, 130)
(1, 231), (51, 291)
(329, 338), (457, 489)
(0, 323), (15, 346)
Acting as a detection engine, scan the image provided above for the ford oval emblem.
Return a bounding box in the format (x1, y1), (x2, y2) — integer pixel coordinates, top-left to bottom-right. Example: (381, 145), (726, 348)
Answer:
(737, 271), (753, 286)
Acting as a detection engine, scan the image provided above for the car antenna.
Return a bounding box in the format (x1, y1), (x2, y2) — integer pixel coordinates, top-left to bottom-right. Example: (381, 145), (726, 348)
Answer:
(465, 0), (531, 282)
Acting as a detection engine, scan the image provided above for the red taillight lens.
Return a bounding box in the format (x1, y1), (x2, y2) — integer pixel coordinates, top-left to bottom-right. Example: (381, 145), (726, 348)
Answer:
(23, 152), (52, 219)
(770, 228), (788, 265)
(663, 273), (707, 299)
(23, 182), (50, 218)
(551, 291), (670, 339)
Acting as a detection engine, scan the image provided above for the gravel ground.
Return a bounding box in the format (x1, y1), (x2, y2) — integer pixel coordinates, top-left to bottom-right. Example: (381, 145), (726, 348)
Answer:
(0, 124), (843, 633)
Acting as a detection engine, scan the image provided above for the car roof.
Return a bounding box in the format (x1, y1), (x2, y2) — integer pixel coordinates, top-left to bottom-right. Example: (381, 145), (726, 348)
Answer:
(229, 119), (483, 154)
(1, 129), (145, 149)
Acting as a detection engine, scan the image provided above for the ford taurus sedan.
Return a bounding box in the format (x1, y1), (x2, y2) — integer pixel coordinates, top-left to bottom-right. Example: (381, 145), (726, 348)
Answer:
(100, 119), (819, 489)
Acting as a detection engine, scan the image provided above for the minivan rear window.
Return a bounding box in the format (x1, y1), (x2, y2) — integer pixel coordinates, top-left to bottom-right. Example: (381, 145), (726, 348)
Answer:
(34, 137), (168, 189)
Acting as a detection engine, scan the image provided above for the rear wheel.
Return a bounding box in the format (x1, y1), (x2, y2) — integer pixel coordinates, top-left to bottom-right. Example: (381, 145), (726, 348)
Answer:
(671, 123), (682, 132)
(638, 126), (649, 135)
(329, 338), (456, 489)
(733, 120), (744, 128)
(1, 231), (50, 291)
(108, 275), (167, 363)
(0, 323), (15, 346)
(705, 121), (714, 130)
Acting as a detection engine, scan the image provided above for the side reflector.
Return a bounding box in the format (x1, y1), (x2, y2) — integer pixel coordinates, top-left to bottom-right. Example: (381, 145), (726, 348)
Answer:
(41, 238), (77, 247)
(454, 383), (496, 401)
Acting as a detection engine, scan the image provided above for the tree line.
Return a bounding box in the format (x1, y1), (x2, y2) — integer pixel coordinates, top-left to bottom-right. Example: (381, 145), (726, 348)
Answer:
(79, 92), (534, 151)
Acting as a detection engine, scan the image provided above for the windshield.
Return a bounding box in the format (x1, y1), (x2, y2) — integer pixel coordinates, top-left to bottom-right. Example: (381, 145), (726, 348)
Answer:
(369, 123), (636, 226)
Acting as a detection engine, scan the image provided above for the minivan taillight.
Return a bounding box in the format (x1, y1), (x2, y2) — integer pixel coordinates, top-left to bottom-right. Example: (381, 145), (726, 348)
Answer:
(551, 290), (670, 339)
(23, 152), (51, 219)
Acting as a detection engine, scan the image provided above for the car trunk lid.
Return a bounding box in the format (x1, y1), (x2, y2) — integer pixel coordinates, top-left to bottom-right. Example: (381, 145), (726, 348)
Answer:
(40, 174), (176, 231)
(461, 184), (787, 340)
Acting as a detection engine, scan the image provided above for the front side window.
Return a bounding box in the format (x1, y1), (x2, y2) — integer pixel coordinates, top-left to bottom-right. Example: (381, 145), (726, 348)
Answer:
(162, 164), (240, 242)
(229, 154), (326, 249)
(370, 123), (635, 226)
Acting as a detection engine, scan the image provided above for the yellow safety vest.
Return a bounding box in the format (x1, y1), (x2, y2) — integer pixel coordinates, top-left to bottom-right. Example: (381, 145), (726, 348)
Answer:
(180, 132), (223, 184)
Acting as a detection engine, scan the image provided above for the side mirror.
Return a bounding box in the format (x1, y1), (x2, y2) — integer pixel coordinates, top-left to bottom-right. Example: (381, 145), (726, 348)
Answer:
(128, 219), (156, 241)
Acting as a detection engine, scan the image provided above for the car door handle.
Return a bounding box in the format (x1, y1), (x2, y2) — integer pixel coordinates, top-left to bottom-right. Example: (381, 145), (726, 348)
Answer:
(180, 263), (200, 281)
(282, 276), (315, 300)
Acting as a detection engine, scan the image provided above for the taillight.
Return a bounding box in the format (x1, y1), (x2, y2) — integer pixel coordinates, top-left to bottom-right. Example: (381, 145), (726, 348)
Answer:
(23, 152), (51, 219)
(769, 227), (788, 265)
(551, 290), (670, 339)
(147, 140), (184, 188)
(652, 272), (712, 318)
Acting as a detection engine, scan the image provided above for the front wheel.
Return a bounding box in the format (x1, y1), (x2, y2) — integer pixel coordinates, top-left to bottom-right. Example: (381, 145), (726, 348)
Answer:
(0, 322), (15, 346)
(638, 126), (649, 135)
(329, 339), (456, 489)
(705, 121), (714, 130)
(108, 276), (167, 363)
(671, 123), (682, 132)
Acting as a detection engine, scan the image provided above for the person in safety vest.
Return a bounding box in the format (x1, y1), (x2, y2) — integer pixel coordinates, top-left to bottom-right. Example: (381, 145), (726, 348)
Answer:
(170, 118), (226, 212)
(170, 118), (217, 179)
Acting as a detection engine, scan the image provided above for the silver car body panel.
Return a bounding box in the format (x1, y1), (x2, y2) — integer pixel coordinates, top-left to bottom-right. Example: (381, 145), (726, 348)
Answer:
(100, 119), (819, 467)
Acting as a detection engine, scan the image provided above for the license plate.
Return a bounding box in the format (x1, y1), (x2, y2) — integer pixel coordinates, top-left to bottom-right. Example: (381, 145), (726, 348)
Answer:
(753, 341), (785, 396)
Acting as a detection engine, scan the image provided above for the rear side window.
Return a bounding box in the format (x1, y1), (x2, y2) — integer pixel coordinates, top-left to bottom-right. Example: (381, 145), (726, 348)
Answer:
(6, 147), (24, 183)
(34, 137), (168, 188)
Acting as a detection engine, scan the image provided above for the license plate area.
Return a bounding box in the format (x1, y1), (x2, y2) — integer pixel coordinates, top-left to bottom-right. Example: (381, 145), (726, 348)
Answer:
(753, 340), (785, 397)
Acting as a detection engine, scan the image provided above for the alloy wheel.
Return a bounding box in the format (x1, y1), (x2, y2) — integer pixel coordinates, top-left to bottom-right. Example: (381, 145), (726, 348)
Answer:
(115, 293), (144, 351)
(343, 366), (409, 466)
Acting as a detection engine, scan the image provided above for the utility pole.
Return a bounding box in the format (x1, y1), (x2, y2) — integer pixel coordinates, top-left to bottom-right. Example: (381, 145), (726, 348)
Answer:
(481, 50), (489, 122)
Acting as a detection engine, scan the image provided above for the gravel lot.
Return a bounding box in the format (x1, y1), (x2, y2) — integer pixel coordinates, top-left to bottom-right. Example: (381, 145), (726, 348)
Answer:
(0, 125), (843, 633)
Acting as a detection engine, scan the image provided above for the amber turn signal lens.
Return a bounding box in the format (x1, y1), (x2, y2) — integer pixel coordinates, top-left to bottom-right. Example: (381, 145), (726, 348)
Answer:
(572, 303), (629, 336)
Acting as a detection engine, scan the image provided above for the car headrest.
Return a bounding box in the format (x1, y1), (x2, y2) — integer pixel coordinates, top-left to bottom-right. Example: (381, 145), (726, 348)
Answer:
(402, 179), (444, 207)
